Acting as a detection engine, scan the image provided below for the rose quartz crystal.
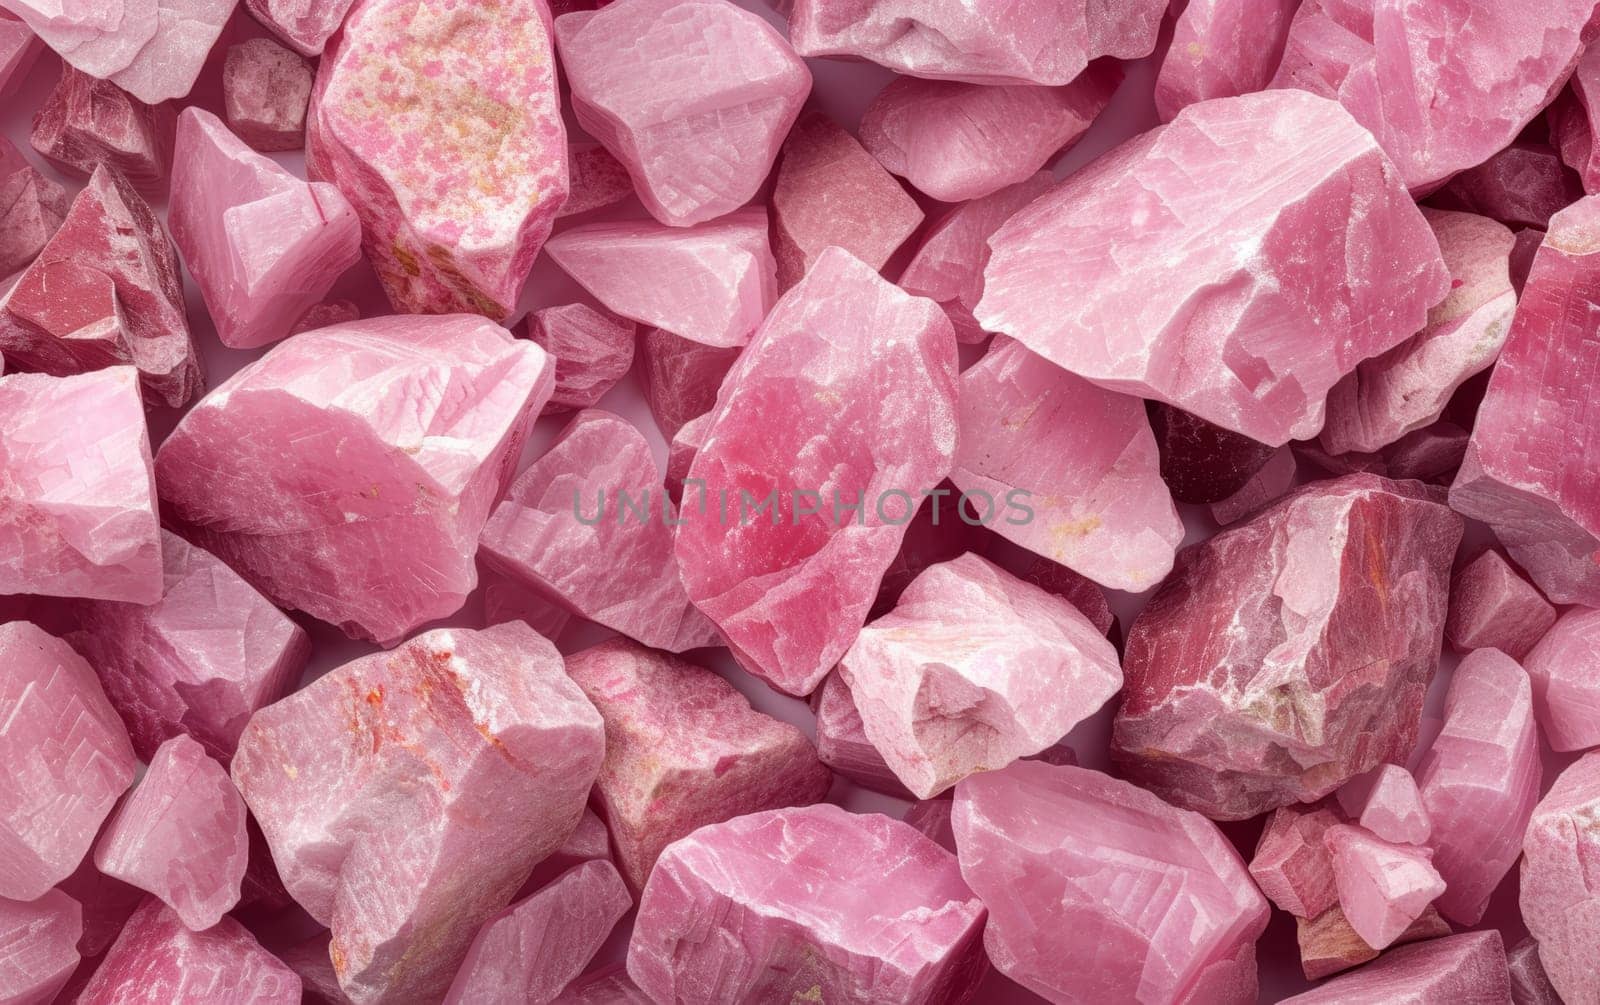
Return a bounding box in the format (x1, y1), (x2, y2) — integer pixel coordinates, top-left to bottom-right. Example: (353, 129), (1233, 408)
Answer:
(171, 108), (361, 350)
(556, 0), (810, 228)
(1522, 752), (1600, 1005)
(675, 247), (959, 696)
(93, 736), (247, 932)
(1112, 475), (1463, 819)
(29, 67), (171, 187)
(0, 138), (68, 278)
(545, 210), (776, 348)
(246, 0), (358, 55)
(1523, 607), (1600, 751)
(223, 38), (313, 152)
(1155, 0), (1297, 120)
(79, 899), (300, 1002)
(0, 368), (160, 603)
(1431, 142), (1581, 230)
(628, 804), (988, 1003)
(558, 142), (635, 218)
(838, 553), (1120, 798)
(811, 670), (913, 798)
(1450, 197), (1600, 605)
(978, 89), (1449, 446)
(522, 303), (636, 414)
(1297, 904), (1451, 980)
(565, 639), (831, 891)
(952, 336), (1182, 592)
(1149, 403), (1279, 504)
(308, 0), (567, 319)
(1444, 549), (1557, 659)
(1507, 937), (1563, 1005)
(480, 409), (717, 653)
(637, 327), (739, 439)
(155, 315), (552, 645)
(1325, 824), (1445, 951)
(0, 889), (80, 1005)
(859, 66), (1118, 203)
(444, 861), (632, 1005)
(956, 760), (1268, 1003)
(557, 964), (650, 1004)
(788, 0), (1164, 85)
(1281, 931), (1510, 1004)
(1211, 447), (1297, 525)
(1249, 801), (1344, 919)
(772, 110), (922, 288)
(1336, 765), (1431, 845)
(0, 10), (41, 97)
(232, 623), (605, 1003)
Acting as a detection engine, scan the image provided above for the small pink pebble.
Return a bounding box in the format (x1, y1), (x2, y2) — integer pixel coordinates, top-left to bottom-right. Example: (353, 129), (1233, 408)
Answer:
(1336, 764), (1431, 845)
(1325, 824), (1446, 951)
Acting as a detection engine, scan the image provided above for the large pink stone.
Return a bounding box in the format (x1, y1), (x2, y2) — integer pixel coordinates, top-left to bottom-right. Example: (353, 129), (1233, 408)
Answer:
(0, 368), (160, 603)
(171, 108), (362, 350)
(0, 889), (80, 1005)
(545, 210), (776, 349)
(637, 327), (739, 439)
(246, 0), (358, 56)
(0, 137), (68, 278)
(1111, 475), (1463, 819)
(1522, 752), (1600, 1005)
(1508, 936), (1563, 1005)
(859, 65), (1118, 203)
(78, 899), (301, 1002)
(155, 315), (552, 646)
(1445, 548), (1557, 660)
(977, 89), (1450, 446)
(556, 0), (810, 228)
(628, 804), (988, 1003)
(838, 553), (1120, 798)
(955, 760), (1269, 1003)
(223, 37), (314, 153)
(1280, 931), (1511, 1004)
(565, 638), (831, 892)
(93, 735), (248, 932)
(1335, 764), (1431, 845)
(0, 10), (41, 98)
(1523, 607), (1600, 752)
(951, 335), (1182, 592)
(523, 303), (636, 414)
(0, 621), (136, 901)
(308, 0), (567, 319)
(1249, 801), (1344, 919)
(1155, 0), (1297, 121)
(1325, 824), (1445, 951)
(29, 67), (171, 188)
(480, 409), (718, 653)
(810, 669), (913, 798)
(232, 623), (605, 1004)
(674, 247), (959, 696)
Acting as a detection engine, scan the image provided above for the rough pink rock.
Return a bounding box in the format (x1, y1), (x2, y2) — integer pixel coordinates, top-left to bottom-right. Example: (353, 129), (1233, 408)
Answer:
(1282, 931), (1511, 1003)
(0, 257), (128, 385)
(556, 0), (810, 228)
(1553, 45), (1600, 192)
(1325, 824), (1445, 950)
(1431, 142), (1581, 230)
(1296, 904), (1452, 981)
(860, 65), (1118, 203)
(223, 37), (314, 152)
(1017, 556), (1116, 636)
(1522, 752), (1600, 1005)
(565, 638), (831, 892)
(1112, 475), (1464, 819)
(978, 89), (1450, 446)
(1336, 765), (1431, 845)
(0, 9), (41, 98)
(556, 964), (650, 1004)
(155, 315), (552, 646)
(0, 137), (69, 278)
(956, 760), (1268, 1003)
(675, 247), (959, 696)
(1211, 447), (1298, 526)
(1507, 936), (1563, 1005)
(480, 409), (717, 653)
(1450, 197), (1600, 605)
(1249, 801), (1345, 919)
(0, 889), (80, 1005)
(522, 303), (636, 414)
(0, 368), (160, 603)
(246, 0), (358, 56)
(232, 623), (605, 1004)
(952, 335), (1182, 592)
(636, 327), (739, 439)
(29, 66), (171, 188)
(558, 142), (635, 218)
(628, 804), (987, 1003)
(811, 669), (913, 798)
(1445, 548), (1557, 660)
(519, 808), (611, 896)
(308, 0), (567, 319)
(79, 899), (301, 1002)
(1523, 606), (1600, 751)
(1155, 0), (1298, 120)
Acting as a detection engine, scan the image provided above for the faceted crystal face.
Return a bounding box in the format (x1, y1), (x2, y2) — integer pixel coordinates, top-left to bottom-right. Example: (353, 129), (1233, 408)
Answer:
(0, 889), (81, 1005)
(76, 899), (302, 1003)
(1444, 548), (1558, 661)
(0, 137), (68, 278)
(1154, 0), (1298, 121)
(1324, 824), (1445, 951)
(1521, 751), (1600, 1005)
(1278, 931), (1511, 1004)
(523, 304), (636, 414)
(1, 0), (230, 103)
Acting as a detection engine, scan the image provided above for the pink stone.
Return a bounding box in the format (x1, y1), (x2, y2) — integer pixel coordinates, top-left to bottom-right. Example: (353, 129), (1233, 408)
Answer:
(444, 860), (631, 1005)
(519, 808), (611, 895)
(902, 798), (955, 853)
(1296, 904), (1451, 981)
(223, 38), (313, 153)
(1, 258), (130, 383)
(788, 0), (1165, 85)
(556, 964), (650, 1004)
(1524, 607), (1600, 752)
(290, 298), (360, 335)
(811, 669), (913, 798)
(1522, 752), (1600, 1005)
(1154, 0), (1298, 120)
(565, 638), (831, 892)
(232, 623), (605, 1003)
(870, 494), (987, 617)
(0, 10), (41, 98)
(480, 409), (718, 653)
(29, 67), (172, 188)
(951, 335), (1182, 592)
(772, 110), (923, 289)
(1552, 45), (1600, 192)
(1249, 801), (1345, 919)
(1430, 142), (1581, 230)
(0, 622), (136, 901)
(557, 142), (635, 219)
(663, 410), (707, 502)
(0, 137), (69, 278)
(1336, 765), (1431, 846)
(0, 368), (160, 603)
(1445, 548), (1557, 659)
(155, 315), (552, 646)
(556, 0), (810, 228)
(308, 0), (567, 319)
(978, 89), (1450, 446)
(171, 108), (362, 350)
(1281, 931), (1511, 1004)
(0, 889), (80, 1005)
(79, 899), (301, 1002)
(838, 553), (1120, 798)
(522, 303), (636, 414)
(93, 736), (248, 931)
(674, 247), (959, 696)
(636, 327), (739, 439)
(1325, 824), (1445, 951)
(859, 65), (1119, 203)
(1112, 475), (1464, 819)
(545, 210), (777, 348)
(1450, 197), (1600, 605)
(246, 0), (358, 56)
(1211, 447), (1297, 525)
(628, 804), (987, 1003)
(1507, 937), (1563, 1005)
(1016, 556), (1115, 636)
(55, 855), (144, 958)
(955, 761), (1268, 1003)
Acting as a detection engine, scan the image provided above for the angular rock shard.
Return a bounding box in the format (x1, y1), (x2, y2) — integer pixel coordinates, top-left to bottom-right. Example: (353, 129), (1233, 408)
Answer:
(1, 0), (230, 103)
(1155, 0), (1298, 120)
(1553, 45), (1600, 193)
(223, 38), (314, 152)
(0, 10), (41, 98)
(1249, 801), (1345, 919)
(1280, 931), (1510, 1004)
(77, 899), (301, 1003)
(1508, 936), (1563, 1005)
(523, 303), (636, 414)
(246, 0), (359, 56)
(1445, 548), (1557, 660)
(637, 327), (739, 440)
(1296, 904), (1452, 981)
(29, 67), (172, 188)
(1523, 606), (1600, 752)
(0, 137), (69, 278)
(1326, 824), (1445, 951)
(811, 670), (913, 798)
(1522, 752), (1600, 1005)
(1336, 765), (1431, 846)
(558, 142), (635, 218)
(0, 889), (81, 1005)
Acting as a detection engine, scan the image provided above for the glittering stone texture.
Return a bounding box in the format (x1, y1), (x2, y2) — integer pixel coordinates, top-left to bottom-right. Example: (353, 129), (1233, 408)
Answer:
(1431, 142), (1582, 230)
(1155, 0), (1297, 120)
(523, 303), (636, 414)
(29, 67), (171, 188)
(223, 38), (314, 152)
(558, 142), (635, 218)
(232, 623), (605, 1004)
(0, 889), (80, 1005)
(1336, 765), (1431, 845)
(1522, 752), (1600, 1005)
(1249, 801), (1344, 919)
(637, 327), (739, 440)
(1211, 447), (1297, 526)
(0, 10), (41, 98)
(1112, 475), (1463, 820)
(1325, 824), (1445, 951)
(308, 0), (568, 319)
(0, 137), (69, 278)
(811, 670), (914, 798)
(1284, 932), (1513, 1003)
(1444, 548), (1557, 660)
(78, 899), (301, 1003)
(1523, 606), (1600, 751)
(246, 0), (359, 56)
(1507, 936), (1563, 1005)
(1296, 904), (1451, 981)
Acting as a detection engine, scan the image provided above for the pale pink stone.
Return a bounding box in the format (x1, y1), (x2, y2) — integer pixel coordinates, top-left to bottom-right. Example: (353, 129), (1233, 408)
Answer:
(79, 899), (301, 1002)
(556, 964), (650, 1004)
(246, 0), (358, 56)
(955, 761), (1269, 1003)
(522, 303), (636, 414)
(558, 142), (636, 218)
(1553, 45), (1600, 193)
(1211, 447), (1297, 525)
(155, 316), (552, 646)
(223, 37), (313, 153)
(0, 368), (160, 603)
(811, 669), (913, 798)
(1507, 936), (1563, 1005)
(1431, 142), (1581, 230)
(29, 67), (172, 188)
(0, 889), (80, 1005)
(674, 247), (959, 696)
(1445, 548), (1557, 660)
(1155, 0), (1298, 120)
(0, 10), (41, 98)
(1296, 904), (1452, 981)
(1325, 824), (1445, 951)
(951, 335), (1182, 592)
(1523, 606), (1600, 752)
(1336, 765), (1431, 846)
(859, 65), (1119, 202)
(232, 623), (605, 1004)
(636, 327), (739, 439)
(628, 804), (988, 1003)
(545, 209), (776, 348)
(1522, 752), (1600, 1005)
(556, 0), (811, 227)
(565, 638), (831, 892)
(0, 137), (69, 278)
(978, 90), (1449, 446)
(1249, 801), (1345, 919)
(308, 0), (567, 319)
